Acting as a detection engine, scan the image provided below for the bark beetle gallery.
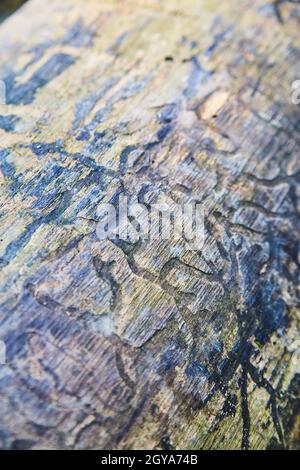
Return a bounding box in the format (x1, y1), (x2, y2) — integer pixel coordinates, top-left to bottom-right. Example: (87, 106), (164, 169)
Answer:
(0, 0), (299, 451)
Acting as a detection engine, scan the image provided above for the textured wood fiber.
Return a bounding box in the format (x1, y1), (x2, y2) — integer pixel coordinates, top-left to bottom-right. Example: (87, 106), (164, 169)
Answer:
(0, 0), (299, 450)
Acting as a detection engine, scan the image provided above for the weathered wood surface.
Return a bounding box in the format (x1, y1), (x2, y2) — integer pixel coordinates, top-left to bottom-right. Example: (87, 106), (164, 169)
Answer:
(0, 0), (299, 450)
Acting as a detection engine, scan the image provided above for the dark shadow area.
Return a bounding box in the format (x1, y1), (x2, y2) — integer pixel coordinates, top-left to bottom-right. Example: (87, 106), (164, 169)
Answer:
(0, 0), (28, 22)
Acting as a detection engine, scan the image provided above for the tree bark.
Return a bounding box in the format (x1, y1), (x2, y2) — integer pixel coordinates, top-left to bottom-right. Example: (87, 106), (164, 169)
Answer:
(0, 0), (299, 450)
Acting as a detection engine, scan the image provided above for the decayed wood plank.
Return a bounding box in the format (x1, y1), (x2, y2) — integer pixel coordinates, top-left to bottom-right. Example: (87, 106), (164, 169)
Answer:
(0, 0), (299, 450)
